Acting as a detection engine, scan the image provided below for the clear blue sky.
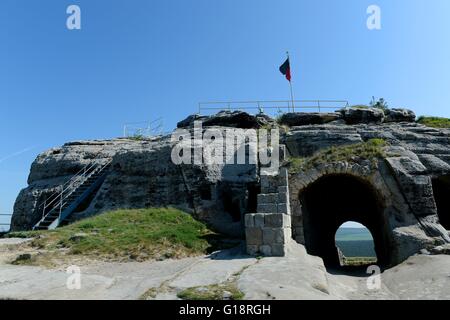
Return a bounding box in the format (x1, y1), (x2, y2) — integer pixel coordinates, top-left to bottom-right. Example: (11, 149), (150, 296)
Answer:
(1, 0), (450, 223)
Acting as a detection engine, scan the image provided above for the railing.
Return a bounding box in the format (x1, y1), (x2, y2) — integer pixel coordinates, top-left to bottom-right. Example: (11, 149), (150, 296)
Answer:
(37, 158), (112, 225)
(123, 118), (165, 138)
(0, 213), (12, 233)
(198, 100), (349, 116)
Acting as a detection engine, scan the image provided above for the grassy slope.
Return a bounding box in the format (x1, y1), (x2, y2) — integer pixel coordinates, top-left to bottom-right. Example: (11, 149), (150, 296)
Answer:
(9, 207), (228, 263)
(417, 116), (450, 128)
(289, 138), (386, 173)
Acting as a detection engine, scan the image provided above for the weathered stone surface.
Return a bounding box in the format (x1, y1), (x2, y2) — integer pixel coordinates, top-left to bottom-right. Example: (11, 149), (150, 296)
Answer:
(384, 108), (416, 123)
(11, 132), (259, 236)
(339, 107), (385, 124)
(283, 125), (362, 157)
(264, 213), (284, 228)
(278, 112), (341, 126)
(11, 110), (450, 266)
(245, 227), (263, 246)
(177, 110), (270, 129)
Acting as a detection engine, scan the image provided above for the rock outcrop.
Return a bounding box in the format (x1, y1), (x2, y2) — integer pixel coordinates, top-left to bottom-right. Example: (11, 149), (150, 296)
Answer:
(177, 110), (270, 129)
(278, 112), (341, 126)
(11, 108), (450, 267)
(339, 106), (385, 124)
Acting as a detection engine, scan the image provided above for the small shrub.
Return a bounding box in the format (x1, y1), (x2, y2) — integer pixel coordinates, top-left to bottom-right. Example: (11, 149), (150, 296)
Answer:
(369, 97), (389, 110)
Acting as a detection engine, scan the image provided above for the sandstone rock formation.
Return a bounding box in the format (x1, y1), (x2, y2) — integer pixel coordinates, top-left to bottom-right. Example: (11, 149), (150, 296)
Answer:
(11, 108), (450, 268)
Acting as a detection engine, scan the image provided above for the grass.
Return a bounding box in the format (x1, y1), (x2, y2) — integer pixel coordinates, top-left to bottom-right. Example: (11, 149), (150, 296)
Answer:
(349, 104), (370, 109)
(177, 282), (244, 300)
(289, 138), (387, 173)
(417, 116), (450, 129)
(8, 207), (228, 263)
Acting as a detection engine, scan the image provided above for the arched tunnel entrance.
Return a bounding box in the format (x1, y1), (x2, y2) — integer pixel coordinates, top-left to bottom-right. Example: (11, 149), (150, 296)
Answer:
(335, 221), (377, 267)
(299, 174), (392, 268)
(432, 175), (450, 230)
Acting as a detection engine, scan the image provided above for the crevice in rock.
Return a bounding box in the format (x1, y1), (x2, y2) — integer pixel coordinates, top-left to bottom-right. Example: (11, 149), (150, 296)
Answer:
(432, 175), (450, 230)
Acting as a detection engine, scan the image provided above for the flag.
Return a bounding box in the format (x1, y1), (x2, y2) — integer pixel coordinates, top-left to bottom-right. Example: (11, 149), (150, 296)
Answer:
(279, 58), (291, 81)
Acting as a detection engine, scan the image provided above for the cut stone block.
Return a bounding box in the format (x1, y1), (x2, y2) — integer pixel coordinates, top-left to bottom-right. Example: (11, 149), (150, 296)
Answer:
(257, 193), (278, 205)
(257, 203), (278, 213)
(246, 245), (259, 255)
(254, 213), (265, 227)
(277, 203), (290, 214)
(260, 245), (272, 256)
(271, 244), (286, 257)
(245, 227), (262, 245)
(244, 214), (255, 227)
(265, 213), (284, 228)
(277, 192), (289, 203)
(262, 228), (276, 244)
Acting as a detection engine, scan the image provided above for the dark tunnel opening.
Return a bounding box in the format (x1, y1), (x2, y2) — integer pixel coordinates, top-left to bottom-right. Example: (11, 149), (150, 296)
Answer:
(432, 175), (450, 230)
(299, 174), (392, 269)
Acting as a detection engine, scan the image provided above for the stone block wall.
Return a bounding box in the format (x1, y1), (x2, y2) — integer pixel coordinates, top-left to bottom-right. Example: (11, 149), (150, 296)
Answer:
(244, 168), (292, 256)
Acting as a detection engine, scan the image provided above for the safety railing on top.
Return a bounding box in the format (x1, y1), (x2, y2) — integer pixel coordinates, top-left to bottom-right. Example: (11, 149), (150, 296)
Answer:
(198, 100), (349, 116)
(38, 158), (112, 222)
(123, 117), (165, 138)
(0, 213), (12, 233)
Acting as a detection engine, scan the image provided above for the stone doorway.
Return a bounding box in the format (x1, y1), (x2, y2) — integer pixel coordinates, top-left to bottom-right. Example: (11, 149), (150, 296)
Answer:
(298, 174), (392, 268)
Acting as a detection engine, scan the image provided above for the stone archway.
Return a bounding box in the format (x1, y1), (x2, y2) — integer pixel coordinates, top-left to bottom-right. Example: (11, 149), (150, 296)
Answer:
(298, 174), (391, 267)
(432, 175), (450, 230)
(287, 160), (400, 268)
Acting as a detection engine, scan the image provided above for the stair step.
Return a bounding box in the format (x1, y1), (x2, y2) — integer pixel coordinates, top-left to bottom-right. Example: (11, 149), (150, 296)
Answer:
(33, 161), (112, 230)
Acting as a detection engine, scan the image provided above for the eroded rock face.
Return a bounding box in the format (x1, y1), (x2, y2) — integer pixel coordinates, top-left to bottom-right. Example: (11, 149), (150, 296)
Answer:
(285, 121), (450, 265)
(278, 112), (341, 126)
(339, 107), (385, 124)
(384, 108), (416, 123)
(11, 110), (450, 266)
(177, 110), (270, 129)
(11, 134), (260, 237)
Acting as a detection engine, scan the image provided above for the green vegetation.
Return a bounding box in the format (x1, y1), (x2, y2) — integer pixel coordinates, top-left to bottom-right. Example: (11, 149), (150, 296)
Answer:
(177, 282), (244, 300)
(349, 97), (389, 111)
(369, 97), (389, 110)
(289, 138), (387, 173)
(417, 116), (450, 128)
(349, 104), (369, 109)
(8, 207), (228, 262)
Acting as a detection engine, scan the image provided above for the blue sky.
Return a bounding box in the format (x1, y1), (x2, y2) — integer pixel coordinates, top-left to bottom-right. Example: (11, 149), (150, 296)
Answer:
(1, 0), (450, 224)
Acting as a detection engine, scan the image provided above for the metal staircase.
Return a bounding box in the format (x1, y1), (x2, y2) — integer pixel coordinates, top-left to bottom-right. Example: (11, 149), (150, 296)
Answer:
(33, 159), (112, 230)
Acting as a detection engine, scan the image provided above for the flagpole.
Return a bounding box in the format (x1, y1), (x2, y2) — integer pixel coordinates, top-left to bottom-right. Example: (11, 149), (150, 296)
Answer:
(287, 51), (295, 112)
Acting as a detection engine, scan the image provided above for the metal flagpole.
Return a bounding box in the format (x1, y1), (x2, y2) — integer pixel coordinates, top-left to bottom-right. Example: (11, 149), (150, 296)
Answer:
(286, 51), (295, 112)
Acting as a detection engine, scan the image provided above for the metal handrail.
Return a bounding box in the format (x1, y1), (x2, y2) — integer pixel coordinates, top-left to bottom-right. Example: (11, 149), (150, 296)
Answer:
(41, 160), (99, 216)
(0, 213), (12, 232)
(55, 159), (113, 222)
(37, 156), (107, 211)
(123, 117), (164, 138)
(198, 100), (349, 114)
(39, 158), (112, 221)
